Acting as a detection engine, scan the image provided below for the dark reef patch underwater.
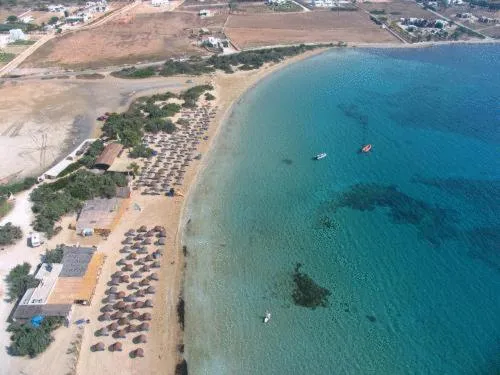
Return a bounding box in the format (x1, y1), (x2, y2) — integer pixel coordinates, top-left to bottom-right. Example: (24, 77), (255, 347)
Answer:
(292, 263), (331, 309)
(322, 183), (459, 247)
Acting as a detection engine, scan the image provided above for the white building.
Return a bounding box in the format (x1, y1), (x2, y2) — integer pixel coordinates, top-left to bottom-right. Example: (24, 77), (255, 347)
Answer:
(48, 4), (66, 12)
(199, 9), (212, 17)
(21, 16), (33, 23)
(151, 0), (169, 6)
(267, 0), (287, 4)
(8, 29), (28, 43)
(312, 0), (335, 7)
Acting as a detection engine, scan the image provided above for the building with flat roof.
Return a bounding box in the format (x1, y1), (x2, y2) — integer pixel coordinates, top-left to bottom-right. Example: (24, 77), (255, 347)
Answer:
(76, 197), (124, 235)
(12, 246), (104, 322)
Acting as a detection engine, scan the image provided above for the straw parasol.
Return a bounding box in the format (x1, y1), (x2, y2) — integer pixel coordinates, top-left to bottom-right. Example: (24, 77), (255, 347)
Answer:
(134, 334), (147, 344)
(138, 322), (150, 331)
(152, 261), (161, 268)
(110, 278), (120, 286)
(114, 301), (126, 309)
(120, 246), (131, 253)
(127, 253), (137, 260)
(135, 289), (146, 297)
(146, 230), (155, 237)
(131, 348), (145, 358)
(129, 310), (141, 320)
(123, 264), (134, 272)
(128, 282), (140, 290)
(131, 271), (143, 278)
(140, 313), (152, 321)
(141, 265), (151, 272)
(146, 286), (156, 294)
(137, 247), (148, 255)
(125, 294), (137, 302)
(107, 322), (119, 331)
(133, 301), (145, 308)
(149, 273), (159, 281)
(111, 311), (124, 320)
(120, 275), (130, 283)
(143, 299), (153, 308)
(157, 238), (166, 245)
(92, 342), (105, 352)
(122, 237), (133, 244)
(118, 317), (130, 326)
(97, 327), (109, 336)
(143, 238), (152, 245)
(127, 324), (138, 333)
(117, 259), (127, 266)
(113, 329), (127, 339)
(140, 278), (150, 286)
(110, 342), (123, 352)
(106, 294), (116, 303)
(138, 225), (147, 232)
(102, 304), (113, 312)
(99, 312), (111, 321)
(117, 291), (126, 299)
(145, 255), (154, 262)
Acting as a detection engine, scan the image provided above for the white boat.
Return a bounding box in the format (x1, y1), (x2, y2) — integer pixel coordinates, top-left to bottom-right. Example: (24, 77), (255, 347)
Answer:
(264, 311), (271, 323)
(314, 153), (327, 160)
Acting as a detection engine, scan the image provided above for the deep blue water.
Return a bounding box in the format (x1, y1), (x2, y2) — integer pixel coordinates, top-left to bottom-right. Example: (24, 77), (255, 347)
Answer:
(183, 45), (500, 374)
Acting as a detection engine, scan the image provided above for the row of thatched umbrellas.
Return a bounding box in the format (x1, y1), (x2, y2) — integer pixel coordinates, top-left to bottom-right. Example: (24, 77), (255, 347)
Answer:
(91, 225), (165, 356)
(133, 104), (218, 195)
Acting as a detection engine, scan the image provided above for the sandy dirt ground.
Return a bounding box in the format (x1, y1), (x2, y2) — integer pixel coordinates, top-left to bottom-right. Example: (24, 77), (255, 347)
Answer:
(225, 10), (399, 48)
(21, 10), (227, 69)
(0, 75), (205, 182)
(358, 0), (438, 21)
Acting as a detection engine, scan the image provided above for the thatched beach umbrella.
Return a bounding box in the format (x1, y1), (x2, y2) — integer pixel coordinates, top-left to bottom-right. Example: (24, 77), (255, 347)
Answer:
(114, 329), (126, 339)
(157, 238), (166, 246)
(154, 225), (164, 232)
(144, 255), (154, 262)
(125, 294), (137, 302)
(120, 275), (130, 283)
(132, 241), (142, 249)
(99, 312), (111, 321)
(118, 317), (130, 326)
(107, 322), (119, 331)
(146, 286), (156, 294)
(127, 324), (138, 333)
(114, 301), (126, 310)
(110, 278), (120, 286)
(102, 304), (113, 312)
(149, 273), (159, 281)
(133, 301), (145, 309)
(140, 278), (150, 286)
(143, 299), (153, 308)
(140, 312), (152, 321)
(117, 259), (127, 266)
(141, 265), (151, 272)
(152, 261), (160, 268)
(127, 253), (137, 260)
(110, 342), (123, 352)
(146, 230), (155, 237)
(128, 282), (140, 290)
(131, 271), (143, 278)
(138, 225), (147, 232)
(132, 348), (145, 358)
(120, 246), (131, 253)
(123, 264), (134, 272)
(117, 291), (126, 299)
(135, 289), (146, 297)
(111, 311), (124, 320)
(159, 230), (167, 238)
(122, 237), (133, 245)
(92, 342), (105, 352)
(97, 327), (109, 336)
(143, 238), (152, 245)
(137, 247), (148, 255)
(134, 334), (147, 344)
(129, 310), (141, 320)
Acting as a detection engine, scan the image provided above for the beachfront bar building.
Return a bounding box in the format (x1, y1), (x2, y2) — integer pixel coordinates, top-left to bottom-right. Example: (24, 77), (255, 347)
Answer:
(12, 246), (104, 323)
(76, 197), (126, 236)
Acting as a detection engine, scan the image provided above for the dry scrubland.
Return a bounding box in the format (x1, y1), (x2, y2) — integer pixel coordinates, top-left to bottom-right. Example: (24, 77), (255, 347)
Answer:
(225, 10), (399, 48)
(359, 0), (435, 20)
(22, 11), (226, 69)
(438, 5), (500, 39)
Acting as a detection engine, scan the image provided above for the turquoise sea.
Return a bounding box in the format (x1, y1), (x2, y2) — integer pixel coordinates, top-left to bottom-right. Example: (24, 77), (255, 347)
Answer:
(183, 45), (500, 374)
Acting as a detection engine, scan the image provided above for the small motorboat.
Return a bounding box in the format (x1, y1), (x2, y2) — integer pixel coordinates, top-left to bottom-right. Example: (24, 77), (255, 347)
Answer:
(361, 144), (372, 153)
(264, 311), (271, 323)
(314, 153), (327, 160)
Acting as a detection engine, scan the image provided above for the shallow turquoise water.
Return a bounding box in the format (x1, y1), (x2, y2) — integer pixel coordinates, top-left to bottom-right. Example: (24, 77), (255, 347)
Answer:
(183, 45), (500, 374)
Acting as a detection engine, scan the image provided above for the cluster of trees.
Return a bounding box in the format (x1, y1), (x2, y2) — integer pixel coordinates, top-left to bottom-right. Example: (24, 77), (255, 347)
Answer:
(113, 44), (335, 79)
(8, 316), (65, 357)
(43, 245), (65, 264)
(5, 262), (39, 302)
(57, 140), (105, 178)
(0, 176), (37, 218)
(179, 85), (214, 108)
(30, 170), (127, 236)
(129, 144), (155, 158)
(0, 222), (22, 246)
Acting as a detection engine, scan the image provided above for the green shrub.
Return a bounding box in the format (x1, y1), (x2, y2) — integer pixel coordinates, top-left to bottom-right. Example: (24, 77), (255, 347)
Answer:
(130, 144), (155, 158)
(8, 317), (65, 357)
(43, 245), (64, 264)
(0, 222), (22, 246)
(5, 263), (39, 302)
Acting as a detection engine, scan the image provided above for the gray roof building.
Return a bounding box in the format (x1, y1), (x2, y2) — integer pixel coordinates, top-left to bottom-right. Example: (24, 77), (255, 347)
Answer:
(60, 246), (96, 277)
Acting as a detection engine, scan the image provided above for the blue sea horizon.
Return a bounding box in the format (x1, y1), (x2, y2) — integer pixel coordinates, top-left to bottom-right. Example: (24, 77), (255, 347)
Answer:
(183, 45), (500, 374)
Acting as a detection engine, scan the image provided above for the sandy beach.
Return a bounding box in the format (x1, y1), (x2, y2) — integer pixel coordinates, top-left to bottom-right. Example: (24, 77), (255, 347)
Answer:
(0, 47), (328, 375)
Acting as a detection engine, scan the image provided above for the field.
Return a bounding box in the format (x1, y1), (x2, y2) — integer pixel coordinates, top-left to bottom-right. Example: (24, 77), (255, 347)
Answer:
(230, 1), (304, 13)
(359, 0), (435, 22)
(225, 10), (399, 48)
(21, 10), (227, 69)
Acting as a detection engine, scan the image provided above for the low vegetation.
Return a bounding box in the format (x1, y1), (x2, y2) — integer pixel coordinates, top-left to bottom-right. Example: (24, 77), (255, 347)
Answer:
(0, 222), (22, 246)
(102, 86), (212, 148)
(8, 317), (65, 358)
(43, 245), (65, 264)
(0, 177), (37, 218)
(292, 263), (331, 309)
(0, 51), (16, 63)
(57, 140), (105, 178)
(5, 262), (39, 302)
(112, 44), (336, 79)
(8, 39), (36, 46)
(30, 170), (127, 237)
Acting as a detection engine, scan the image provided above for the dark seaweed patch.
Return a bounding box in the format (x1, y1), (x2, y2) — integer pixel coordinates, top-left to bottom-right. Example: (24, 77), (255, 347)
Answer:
(175, 359), (188, 375)
(292, 263), (331, 309)
(282, 159), (293, 165)
(328, 183), (458, 246)
(177, 297), (185, 330)
(366, 315), (377, 323)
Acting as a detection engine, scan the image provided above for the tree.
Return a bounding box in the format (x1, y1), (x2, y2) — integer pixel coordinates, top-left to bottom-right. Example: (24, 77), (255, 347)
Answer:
(5, 263), (39, 302)
(43, 245), (64, 264)
(0, 222), (22, 245)
(48, 16), (59, 25)
(8, 317), (65, 357)
(127, 162), (140, 177)
(6, 15), (18, 23)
